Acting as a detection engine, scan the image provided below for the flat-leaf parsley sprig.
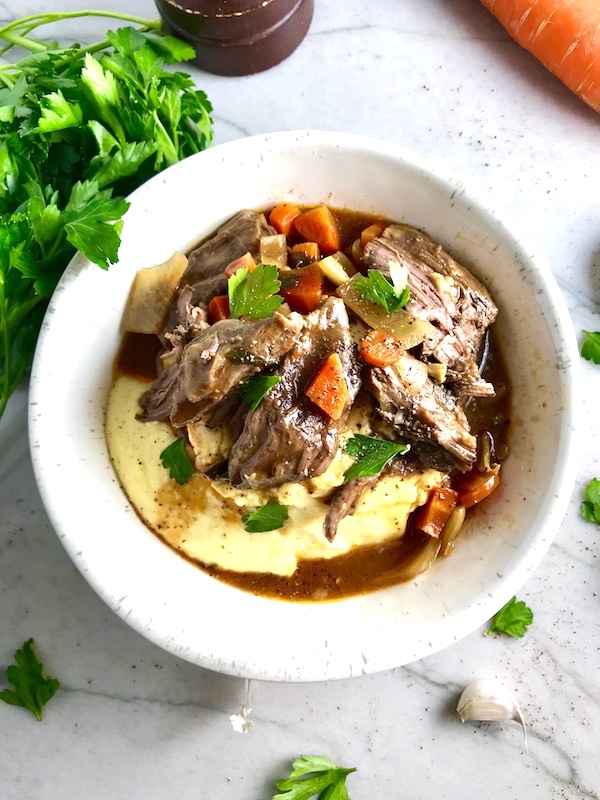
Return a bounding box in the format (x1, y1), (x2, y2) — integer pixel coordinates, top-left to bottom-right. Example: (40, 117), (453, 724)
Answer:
(272, 755), (357, 800)
(0, 11), (213, 419)
(344, 433), (410, 482)
(354, 261), (411, 313)
(581, 477), (600, 525)
(485, 596), (534, 638)
(0, 639), (60, 721)
(581, 330), (600, 365)
(228, 264), (283, 320)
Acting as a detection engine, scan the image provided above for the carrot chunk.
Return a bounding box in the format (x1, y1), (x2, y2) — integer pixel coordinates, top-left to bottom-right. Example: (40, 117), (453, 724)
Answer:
(224, 252), (256, 277)
(360, 329), (404, 367)
(290, 241), (321, 268)
(456, 469), (501, 509)
(360, 221), (386, 249)
(269, 202), (301, 236)
(293, 205), (342, 254)
(305, 352), (349, 421)
(207, 294), (230, 323)
(280, 262), (324, 313)
(414, 487), (459, 538)
(480, 0), (600, 112)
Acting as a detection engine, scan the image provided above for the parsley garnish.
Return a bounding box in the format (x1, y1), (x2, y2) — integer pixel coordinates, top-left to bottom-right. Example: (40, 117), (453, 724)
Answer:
(242, 501), (289, 532)
(0, 639), (60, 721)
(485, 596), (534, 638)
(228, 263), (283, 320)
(0, 13), (213, 419)
(344, 434), (410, 482)
(239, 375), (281, 411)
(581, 477), (600, 524)
(272, 755), (357, 800)
(354, 263), (411, 313)
(160, 439), (195, 485)
(581, 331), (600, 365)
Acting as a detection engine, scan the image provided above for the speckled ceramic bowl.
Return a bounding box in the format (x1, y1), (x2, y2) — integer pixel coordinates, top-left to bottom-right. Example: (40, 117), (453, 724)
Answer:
(29, 131), (579, 681)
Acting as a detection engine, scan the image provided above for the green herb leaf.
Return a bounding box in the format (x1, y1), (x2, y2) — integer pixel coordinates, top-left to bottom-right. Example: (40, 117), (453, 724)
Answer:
(0, 639), (60, 721)
(228, 263), (283, 320)
(486, 596), (534, 638)
(272, 755), (357, 800)
(239, 374), (282, 411)
(159, 438), (195, 485)
(33, 90), (82, 133)
(581, 331), (600, 365)
(581, 477), (600, 524)
(242, 501), (289, 533)
(344, 434), (410, 482)
(354, 266), (410, 313)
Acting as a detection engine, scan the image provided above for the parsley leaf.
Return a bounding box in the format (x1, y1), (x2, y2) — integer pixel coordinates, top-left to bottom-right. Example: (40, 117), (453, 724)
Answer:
(242, 501), (289, 533)
(354, 264), (411, 313)
(160, 439), (195, 485)
(228, 264), (283, 320)
(239, 374), (281, 411)
(486, 596), (534, 638)
(0, 639), (60, 721)
(344, 434), (410, 482)
(272, 755), (357, 800)
(581, 331), (600, 365)
(581, 477), (600, 524)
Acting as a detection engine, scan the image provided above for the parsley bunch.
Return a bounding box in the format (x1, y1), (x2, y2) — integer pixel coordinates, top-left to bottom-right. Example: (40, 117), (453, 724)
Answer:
(0, 12), (213, 418)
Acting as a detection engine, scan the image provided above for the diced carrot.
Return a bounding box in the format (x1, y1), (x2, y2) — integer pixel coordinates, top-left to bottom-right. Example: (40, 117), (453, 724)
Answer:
(269, 202), (301, 236)
(480, 0), (600, 112)
(207, 294), (230, 323)
(224, 252), (256, 277)
(305, 352), (349, 421)
(293, 205), (342, 254)
(360, 329), (404, 367)
(360, 221), (386, 249)
(280, 262), (324, 313)
(289, 241), (321, 268)
(457, 469), (501, 509)
(414, 487), (459, 538)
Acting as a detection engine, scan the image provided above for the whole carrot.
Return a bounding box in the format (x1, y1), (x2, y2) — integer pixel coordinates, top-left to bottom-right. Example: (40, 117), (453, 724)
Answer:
(481, 0), (600, 112)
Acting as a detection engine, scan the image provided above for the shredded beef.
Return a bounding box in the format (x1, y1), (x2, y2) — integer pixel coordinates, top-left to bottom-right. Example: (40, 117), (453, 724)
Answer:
(228, 297), (362, 489)
(363, 224), (498, 396)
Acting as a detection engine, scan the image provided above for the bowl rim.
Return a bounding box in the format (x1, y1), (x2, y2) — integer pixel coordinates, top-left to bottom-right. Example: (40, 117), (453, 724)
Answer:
(28, 130), (580, 681)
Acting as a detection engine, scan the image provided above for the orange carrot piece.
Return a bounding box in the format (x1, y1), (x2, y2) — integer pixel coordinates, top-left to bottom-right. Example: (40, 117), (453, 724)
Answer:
(481, 0), (600, 112)
(224, 252), (256, 277)
(280, 262), (324, 313)
(293, 205), (342, 254)
(360, 329), (404, 367)
(360, 221), (386, 249)
(457, 470), (501, 509)
(269, 202), (301, 236)
(289, 241), (321, 268)
(305, 352), (349, 421)
(207, 294), (230, 323)
(414, 487), (459, 538)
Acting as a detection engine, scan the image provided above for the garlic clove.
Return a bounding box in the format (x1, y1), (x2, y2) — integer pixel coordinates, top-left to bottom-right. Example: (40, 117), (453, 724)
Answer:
(457, 679), (526, 741)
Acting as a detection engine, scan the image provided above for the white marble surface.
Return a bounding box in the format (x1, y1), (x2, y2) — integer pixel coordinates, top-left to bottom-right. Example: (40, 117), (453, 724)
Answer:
(1, 1), (599, 797)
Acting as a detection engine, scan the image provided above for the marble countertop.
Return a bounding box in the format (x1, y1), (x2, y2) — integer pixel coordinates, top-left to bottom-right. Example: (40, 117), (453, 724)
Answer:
(1, 1), (599, 797)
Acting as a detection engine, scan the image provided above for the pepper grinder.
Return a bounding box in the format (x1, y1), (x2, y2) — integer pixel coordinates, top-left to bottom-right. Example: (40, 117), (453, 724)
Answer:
(155, 0), (314, 76)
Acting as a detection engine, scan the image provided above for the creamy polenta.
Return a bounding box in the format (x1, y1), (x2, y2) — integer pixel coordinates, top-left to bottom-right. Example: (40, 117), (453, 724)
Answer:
(106, 374), (446, 577)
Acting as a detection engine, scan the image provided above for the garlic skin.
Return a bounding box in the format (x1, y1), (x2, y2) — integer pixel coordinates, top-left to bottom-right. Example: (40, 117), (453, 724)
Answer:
(457, 679), (526, 737)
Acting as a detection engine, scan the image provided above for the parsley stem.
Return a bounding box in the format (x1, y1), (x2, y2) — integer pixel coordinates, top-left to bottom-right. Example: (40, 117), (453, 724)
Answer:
(0, 12), (162, 39)
(0, 31), (48, 53)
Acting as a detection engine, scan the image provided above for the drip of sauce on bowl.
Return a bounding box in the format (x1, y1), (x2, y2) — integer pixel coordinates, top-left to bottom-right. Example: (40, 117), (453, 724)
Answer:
(154, 0), (314, 76)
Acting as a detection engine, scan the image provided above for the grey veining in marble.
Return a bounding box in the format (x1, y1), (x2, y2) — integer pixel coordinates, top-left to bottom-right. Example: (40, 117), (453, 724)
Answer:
(1, 1), (599, 798)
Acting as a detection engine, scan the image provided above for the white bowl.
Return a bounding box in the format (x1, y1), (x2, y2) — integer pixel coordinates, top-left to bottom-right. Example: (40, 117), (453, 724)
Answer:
(29, 131), (579, 682)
